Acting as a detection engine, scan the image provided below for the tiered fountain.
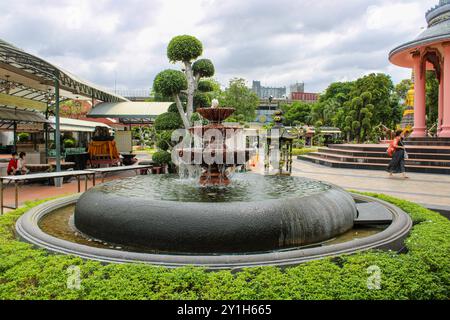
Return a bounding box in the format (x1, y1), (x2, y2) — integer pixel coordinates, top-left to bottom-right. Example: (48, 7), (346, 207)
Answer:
(73, 106), (357, 253)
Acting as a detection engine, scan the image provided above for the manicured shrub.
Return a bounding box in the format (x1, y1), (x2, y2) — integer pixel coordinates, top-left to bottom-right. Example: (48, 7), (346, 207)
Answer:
(167, 35), (203, 63)
(193, 93), (211, 109)
(154, 112), (183, 131)
(197, 80), (214, 93)
(17, 132), (30, 143)
(153, 70), (188, 98)
(151, 150), (172, 166)
(192, 59), (215, 78)
(0, 195), (449, 300)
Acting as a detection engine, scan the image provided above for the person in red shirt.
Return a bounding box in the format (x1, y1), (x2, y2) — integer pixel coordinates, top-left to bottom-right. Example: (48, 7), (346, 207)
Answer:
(7, 152), (19, 175)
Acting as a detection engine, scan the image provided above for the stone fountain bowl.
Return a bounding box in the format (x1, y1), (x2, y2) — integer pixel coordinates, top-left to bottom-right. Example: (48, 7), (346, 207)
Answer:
(197, 108), (235, 123)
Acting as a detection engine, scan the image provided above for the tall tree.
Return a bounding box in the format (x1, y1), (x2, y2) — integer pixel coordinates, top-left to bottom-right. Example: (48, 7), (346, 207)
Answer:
(426, 71), (439, 129)
(153, 35), (215, 128)
(220, 78), (258, 122)
(395, 78), (413, 101)
(282, 101), (313, 126)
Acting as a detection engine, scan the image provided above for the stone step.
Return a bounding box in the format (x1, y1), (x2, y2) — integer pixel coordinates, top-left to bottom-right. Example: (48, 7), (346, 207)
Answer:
(406, 137), (450, 142)
(298, 154), (450, 174)
(328, 144), (450, 154)
(318, 147), (450, 160)
(355, 203), (393, 225)
(312, 152), (450, 166)
(404, 141), (450, 146)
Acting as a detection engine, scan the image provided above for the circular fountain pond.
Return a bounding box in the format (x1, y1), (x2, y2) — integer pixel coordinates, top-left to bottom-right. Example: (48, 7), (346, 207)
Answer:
(16, 173), (412, 269)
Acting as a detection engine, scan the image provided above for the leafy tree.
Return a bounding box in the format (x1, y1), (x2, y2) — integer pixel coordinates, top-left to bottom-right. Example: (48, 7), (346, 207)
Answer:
(153, 35), (215, 128)
(282, 101), (313, 126)
(318, 73), (402, 142)
(220, 78), (258, 122)
(395, 78), (413, 101)
(426, 71), (439, 129)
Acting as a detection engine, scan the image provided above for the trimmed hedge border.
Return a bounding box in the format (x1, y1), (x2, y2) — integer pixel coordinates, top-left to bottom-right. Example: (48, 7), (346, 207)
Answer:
(0, 193), (449, 300)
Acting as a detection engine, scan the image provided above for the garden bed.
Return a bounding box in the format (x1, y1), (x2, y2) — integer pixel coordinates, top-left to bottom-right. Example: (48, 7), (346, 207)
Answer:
(0, 194), (449, 300)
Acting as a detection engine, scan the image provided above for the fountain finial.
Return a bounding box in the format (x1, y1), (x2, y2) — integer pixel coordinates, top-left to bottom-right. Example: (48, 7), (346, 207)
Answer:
(211, 98), (219, 108)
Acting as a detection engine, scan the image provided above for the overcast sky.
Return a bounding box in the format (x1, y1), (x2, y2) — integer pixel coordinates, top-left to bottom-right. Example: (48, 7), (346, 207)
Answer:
(0, 0), (438, 94)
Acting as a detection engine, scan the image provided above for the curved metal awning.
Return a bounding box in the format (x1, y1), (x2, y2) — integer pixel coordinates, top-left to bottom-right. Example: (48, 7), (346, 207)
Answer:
(0, 38), (128, 112)
(48, 117), (111, 132)
(88, 102), (172, 124)
(0, 106), (48, 131)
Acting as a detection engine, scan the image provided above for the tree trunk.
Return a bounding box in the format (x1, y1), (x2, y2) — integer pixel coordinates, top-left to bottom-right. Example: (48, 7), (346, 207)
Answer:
(184, 61), (196, 121)
(174, 94), (191, 129)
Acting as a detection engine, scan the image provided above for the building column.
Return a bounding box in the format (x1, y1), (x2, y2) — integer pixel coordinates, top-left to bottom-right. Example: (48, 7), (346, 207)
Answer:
(438, 74), (444, 135)
(411, 52), (427, 137)
(441, 43), (450, 137)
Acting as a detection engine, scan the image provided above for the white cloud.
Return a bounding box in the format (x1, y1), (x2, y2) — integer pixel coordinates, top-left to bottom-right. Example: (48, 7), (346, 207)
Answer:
(0, 0), (440, 93)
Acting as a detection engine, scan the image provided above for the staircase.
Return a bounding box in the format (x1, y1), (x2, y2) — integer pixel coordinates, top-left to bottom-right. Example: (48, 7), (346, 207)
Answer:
(298, 138), (450, 174)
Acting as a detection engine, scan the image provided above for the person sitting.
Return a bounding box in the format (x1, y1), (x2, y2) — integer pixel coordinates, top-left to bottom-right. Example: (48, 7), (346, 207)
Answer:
(18, 152), (29, 175)
(7, 152), (19, 175)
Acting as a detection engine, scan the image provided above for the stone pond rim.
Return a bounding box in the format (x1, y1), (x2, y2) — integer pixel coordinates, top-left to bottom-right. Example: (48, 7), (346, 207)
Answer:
(15, 193), (412, 269)
(73, 176), (357, 254)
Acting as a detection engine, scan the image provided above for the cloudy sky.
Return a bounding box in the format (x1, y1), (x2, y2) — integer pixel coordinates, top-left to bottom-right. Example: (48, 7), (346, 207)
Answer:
(0, 0), (438, 94)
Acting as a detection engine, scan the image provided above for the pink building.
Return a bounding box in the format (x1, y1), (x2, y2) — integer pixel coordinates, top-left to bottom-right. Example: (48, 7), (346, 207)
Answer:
(390, 0), (450, 137)
(291, 92), (319, 103)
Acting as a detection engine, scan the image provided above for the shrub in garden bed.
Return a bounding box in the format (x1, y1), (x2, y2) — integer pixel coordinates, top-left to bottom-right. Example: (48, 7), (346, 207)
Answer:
(0, 194), (448, 300)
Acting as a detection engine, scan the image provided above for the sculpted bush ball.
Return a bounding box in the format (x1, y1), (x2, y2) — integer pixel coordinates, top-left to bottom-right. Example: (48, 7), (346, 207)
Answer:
(153, 35), (216, 128)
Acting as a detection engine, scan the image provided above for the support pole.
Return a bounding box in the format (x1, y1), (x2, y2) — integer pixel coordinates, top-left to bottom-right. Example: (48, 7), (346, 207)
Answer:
(13, 121), (17, 153)
(441, 43), (450, 137)
(54, 78), (61, 172)
(438, 77), (444, 135)
(412, 52), (427, 137)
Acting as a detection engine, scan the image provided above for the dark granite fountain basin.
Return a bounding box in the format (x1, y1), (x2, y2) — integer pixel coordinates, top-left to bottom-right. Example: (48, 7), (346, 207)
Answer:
(74, 174), (357, 254)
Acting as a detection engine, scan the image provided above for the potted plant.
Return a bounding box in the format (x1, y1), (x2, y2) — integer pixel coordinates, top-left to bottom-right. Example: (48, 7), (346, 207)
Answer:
(151, 150), (172, 174)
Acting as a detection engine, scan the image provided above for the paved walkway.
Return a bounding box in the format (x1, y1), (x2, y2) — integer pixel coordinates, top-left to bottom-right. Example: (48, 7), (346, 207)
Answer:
(293, 159), (450, 210)
(1, 153), (153, 214)
(1, 171), (138, 213)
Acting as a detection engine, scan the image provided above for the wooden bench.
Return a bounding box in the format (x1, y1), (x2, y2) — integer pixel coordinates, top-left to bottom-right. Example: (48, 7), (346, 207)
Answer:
(0, 170), (95, 214)
(86, 164), (154, 183)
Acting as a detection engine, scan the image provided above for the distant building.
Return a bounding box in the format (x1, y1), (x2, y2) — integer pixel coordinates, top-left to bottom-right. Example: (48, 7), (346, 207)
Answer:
(252, 81), (287, 99)
(255, 99), (280, 123)
(290, 82), (305, 94)
(291, 92), (319, 103)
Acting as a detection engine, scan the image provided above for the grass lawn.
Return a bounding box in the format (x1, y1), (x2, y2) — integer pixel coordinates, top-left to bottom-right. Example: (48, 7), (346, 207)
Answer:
(0, 194), (448, 300)
(133, 146), (156, 156)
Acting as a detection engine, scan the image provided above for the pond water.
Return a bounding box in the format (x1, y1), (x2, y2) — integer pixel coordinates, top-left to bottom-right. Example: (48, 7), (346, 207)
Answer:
(93, 173), (332, 203)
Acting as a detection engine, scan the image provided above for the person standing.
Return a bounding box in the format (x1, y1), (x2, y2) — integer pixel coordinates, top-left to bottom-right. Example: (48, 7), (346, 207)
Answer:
(387, 130), (408, 179)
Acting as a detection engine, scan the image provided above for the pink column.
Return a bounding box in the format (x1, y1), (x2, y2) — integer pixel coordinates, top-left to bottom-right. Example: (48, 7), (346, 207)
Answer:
(441, 43), (450, 137)
(438, 76), (444, 134)
(411, 52), (427, 137)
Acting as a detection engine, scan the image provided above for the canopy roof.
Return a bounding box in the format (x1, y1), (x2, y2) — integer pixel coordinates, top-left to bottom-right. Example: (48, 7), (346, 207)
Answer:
(49, 117), (111, 132)
(88, 102), (172, 124)
(0, 106), (48, 130)
(0, 38), (128, 112)
(390, 2), (450, 68)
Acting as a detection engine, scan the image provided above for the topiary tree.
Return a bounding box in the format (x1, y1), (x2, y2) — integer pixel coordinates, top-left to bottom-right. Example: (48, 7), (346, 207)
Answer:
(154, 112), (184, 152)
(153, 35), (216, 128)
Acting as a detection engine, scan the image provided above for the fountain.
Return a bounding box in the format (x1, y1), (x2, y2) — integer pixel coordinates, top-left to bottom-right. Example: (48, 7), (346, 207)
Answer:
(15, 103), (412, 268)
(73, 104), (357, 254)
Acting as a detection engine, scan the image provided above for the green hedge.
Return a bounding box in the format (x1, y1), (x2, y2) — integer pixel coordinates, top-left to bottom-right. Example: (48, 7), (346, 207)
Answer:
(0, 194), (449, 300)
(292, 148), (318, 156)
